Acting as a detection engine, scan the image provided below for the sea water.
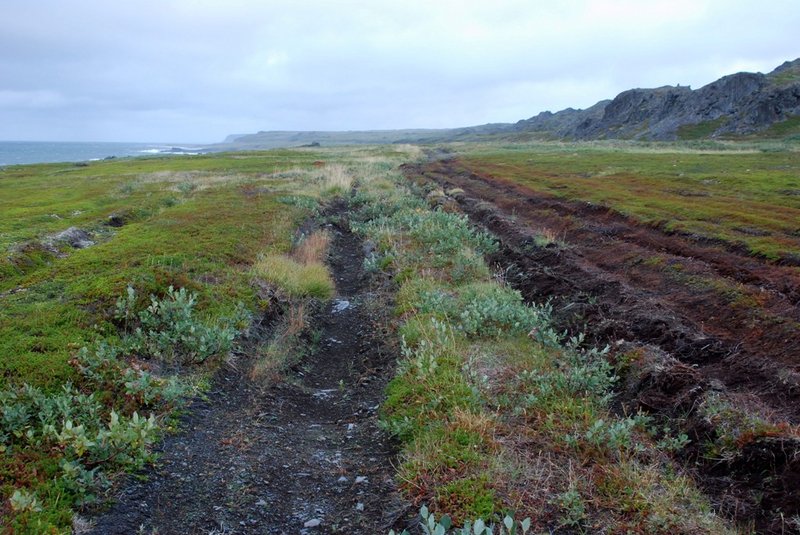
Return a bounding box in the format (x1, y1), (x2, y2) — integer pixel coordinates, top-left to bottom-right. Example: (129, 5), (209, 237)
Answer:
(0, 141), (203, 166)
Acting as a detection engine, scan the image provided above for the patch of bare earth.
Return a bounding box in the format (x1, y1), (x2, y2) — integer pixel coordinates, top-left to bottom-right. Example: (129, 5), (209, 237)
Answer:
(89, 207), (407, 534)
(405, 157), (800, 534)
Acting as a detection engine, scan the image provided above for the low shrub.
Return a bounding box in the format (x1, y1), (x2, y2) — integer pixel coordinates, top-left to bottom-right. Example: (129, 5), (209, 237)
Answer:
(1, 285), (243, 531)
(353, 206), (497, 284)
(401, 282), (558, 343)
(389, 505), (532, 535)
(115, 286), (239, 365)
(0, 383), (158, 508)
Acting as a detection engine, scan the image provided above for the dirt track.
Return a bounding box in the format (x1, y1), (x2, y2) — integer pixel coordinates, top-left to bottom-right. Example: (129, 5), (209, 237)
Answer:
(405, 157), (800, 533)
(89, 209), (406, 534)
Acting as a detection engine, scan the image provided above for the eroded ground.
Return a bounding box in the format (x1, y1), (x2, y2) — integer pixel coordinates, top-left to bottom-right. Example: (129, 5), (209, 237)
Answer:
(405, 156), (800, 533)
(89, 213), (406, 534)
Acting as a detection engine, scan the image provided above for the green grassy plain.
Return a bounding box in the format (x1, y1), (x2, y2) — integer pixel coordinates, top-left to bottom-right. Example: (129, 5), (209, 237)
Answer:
(0, 152), (335, 390)
(455, 141), (800, 261)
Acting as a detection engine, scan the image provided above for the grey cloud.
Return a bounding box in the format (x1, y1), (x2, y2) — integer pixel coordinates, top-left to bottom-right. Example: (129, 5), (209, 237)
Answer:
(0, 0), (797, 142)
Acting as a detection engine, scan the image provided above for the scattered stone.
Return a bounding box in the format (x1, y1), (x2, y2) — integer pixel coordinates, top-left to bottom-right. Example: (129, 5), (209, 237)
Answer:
(71, 514), (93, 535)
(332, 299), (351, 313)
(52, 227), (94, 249)
(304, 518), (322, 528)
(355, 476), (367, 484)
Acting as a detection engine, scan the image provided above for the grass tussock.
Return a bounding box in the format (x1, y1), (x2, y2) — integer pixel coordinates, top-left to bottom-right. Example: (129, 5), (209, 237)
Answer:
(250, 301), (309, 381)
(319, 163), (353, 195)
(252, 229), (334, 300)
(252, 253), (333, 299)
(250, 228), (335, 378)
(291, 229), (331, 266)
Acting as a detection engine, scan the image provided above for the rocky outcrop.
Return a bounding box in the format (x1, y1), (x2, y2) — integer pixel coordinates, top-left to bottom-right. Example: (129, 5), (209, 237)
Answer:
(52, 227), (94, 249)
(513, 100), (610, 139)
(514, 58), (800, 140)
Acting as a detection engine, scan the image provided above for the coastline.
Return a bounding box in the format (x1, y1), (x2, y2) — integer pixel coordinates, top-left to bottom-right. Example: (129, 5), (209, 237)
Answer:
(0, 141), (207, 167)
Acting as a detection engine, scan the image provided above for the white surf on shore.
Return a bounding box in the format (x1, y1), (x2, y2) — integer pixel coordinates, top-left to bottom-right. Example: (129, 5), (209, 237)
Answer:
(0, 141), (206, 166)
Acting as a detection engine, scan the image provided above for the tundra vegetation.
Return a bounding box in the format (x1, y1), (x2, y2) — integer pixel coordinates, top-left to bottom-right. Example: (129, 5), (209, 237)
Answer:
(2, 140), (798, 533)
(456, 140), (800, 261)
(0, 148), (394, 532)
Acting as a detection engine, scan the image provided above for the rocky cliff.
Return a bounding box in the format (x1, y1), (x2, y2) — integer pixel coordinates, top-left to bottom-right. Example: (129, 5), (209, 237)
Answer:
(515, 58), (800, 140)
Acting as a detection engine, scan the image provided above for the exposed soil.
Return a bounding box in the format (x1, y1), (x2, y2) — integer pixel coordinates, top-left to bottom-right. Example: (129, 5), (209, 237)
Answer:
(89, 207), (407, 534)
(405, 157), (800, 534)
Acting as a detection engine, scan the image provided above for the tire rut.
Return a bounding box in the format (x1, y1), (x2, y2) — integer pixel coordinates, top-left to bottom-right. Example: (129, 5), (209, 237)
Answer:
(404, 157), (800, 533)
(408, 158), (800, 424)
(89, 211), (404, 534)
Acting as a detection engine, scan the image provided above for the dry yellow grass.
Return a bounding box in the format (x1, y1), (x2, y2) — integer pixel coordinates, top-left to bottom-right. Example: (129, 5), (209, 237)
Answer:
(249, 302), (308, 381)
(251, 254), (333, 299)
(319, 163), (353, 194)
(136, 170), (248, 190)
(292, 230), (331, 265)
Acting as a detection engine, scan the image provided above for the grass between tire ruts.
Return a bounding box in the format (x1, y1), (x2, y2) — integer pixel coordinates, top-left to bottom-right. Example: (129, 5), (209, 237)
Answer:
(349, 157), (739, 534)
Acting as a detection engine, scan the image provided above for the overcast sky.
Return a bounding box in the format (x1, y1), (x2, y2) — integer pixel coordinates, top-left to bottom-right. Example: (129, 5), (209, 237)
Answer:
(1, 0), (797, 143)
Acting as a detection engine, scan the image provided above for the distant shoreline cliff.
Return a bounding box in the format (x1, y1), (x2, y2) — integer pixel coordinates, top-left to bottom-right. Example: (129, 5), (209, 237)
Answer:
(219, 58), (800, 148)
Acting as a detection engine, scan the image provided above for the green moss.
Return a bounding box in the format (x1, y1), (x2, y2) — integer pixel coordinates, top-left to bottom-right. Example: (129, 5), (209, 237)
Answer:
(382, 352), (479, 442)
(435, 476), (496, 520)
(0, 450), (74, 534)
(756, 115), (800, 139)
(677, 117), (728, 140)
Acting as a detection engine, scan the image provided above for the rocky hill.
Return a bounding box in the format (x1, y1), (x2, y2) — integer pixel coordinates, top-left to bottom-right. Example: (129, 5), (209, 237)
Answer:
(217, 59), (800, 149)
(515, 58), (800, 140)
